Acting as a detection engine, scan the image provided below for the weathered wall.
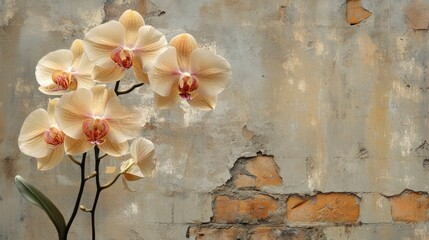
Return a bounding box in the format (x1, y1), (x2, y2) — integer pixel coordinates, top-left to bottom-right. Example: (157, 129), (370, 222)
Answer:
(1, 0), (429, 239)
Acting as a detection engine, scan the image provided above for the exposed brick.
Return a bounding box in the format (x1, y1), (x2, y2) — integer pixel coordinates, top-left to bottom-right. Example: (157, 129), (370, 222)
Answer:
(346, 0), (371, 25)
(245, 156), (282, 188)
(389, 191), (429, 223)
(234, 174), (256, 188)
(188, 227), (247, 240)
(249, 227), (307, 240)
(213, 194), (280, 224)
(286, 193), (360, 224)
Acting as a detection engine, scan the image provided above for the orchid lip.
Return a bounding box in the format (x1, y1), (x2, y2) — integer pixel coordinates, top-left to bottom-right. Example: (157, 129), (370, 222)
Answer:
(82, 118), (109, 145)
(51, 70), (77, 91)
(178, 73), (198, 100)
(43, 127), (65, 149)
(110, 47), (133, 69)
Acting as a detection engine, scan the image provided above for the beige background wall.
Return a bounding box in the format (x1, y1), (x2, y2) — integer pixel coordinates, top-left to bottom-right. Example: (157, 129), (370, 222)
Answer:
(1, 0), (429, 239)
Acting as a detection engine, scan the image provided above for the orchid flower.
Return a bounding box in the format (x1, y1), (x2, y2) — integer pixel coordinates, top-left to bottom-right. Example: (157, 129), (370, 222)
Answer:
(35, 39), (95, 95)
(148, 33), (232, 110)
(84, 9), (167, 84)
(55, 85), (141, 157)
(18, 99), (65, 170)
(120, 138), (156, 181)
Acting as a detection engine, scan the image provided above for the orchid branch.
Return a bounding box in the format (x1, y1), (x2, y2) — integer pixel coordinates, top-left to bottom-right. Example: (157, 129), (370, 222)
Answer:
(90, 146), (102, 240)
(116, 83), (144, 95)
(114, 81), (120, 94)
(68, 155), (81, 165)
(114, 80), (144, 96)
(64, 153), (87, 240)
(101, 162), (135, 189)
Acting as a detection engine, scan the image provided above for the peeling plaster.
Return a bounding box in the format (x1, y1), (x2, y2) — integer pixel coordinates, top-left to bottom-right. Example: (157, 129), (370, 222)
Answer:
(405, 0), (429, 30)
(2, 0), (429, 238)
(0, 0), (16, 27)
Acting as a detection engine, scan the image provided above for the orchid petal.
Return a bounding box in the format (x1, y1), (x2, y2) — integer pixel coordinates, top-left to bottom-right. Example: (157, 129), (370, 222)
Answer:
(148, 47), (180, 96)
(154, 88), (180, 109)
(64, 136), (93, 155)
(121, 176), (136, 191)
(187, 93), (218, 110)
(133, 25), (168, 72)
(133, 56), (149, 84)
(130, 138), (156, 176)
(38, 87), (67, 96)
(90, 85), (115, 117)
(18, 109), (51, 158)
(84, 21), (125, 66)
(104, 96), (141, 142)
(98, 139), (128, 157)
(121, 161), (144, 181)
(36, 50), (73, 86)
(37, 146), (65, 171)
(76, 53), (95, 77)
(92, 59), (125, 83)
(47, 98), (59, 124)
(75, 57), (96, 89)
(55, 89), (93, 139)
(74, 74), (95, 90)
(119, 9), (145, 45)
(169, 33), (198, 71)
(189, 49), (231, 96)
(70, 39), (85, 68)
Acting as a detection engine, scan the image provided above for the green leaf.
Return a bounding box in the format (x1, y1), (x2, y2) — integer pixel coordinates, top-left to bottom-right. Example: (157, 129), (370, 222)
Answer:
(15, 175), (66, 239)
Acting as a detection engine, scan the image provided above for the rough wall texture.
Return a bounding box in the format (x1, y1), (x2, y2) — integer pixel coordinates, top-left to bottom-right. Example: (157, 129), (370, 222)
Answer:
(0, 0), (429, 239)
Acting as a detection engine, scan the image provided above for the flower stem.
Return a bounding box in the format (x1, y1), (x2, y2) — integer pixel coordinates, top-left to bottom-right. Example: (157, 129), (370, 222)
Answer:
(63, 153), (87, 240)
(114, 80), (144, 96)
(101, 162), (135, 189)
(114, 81), (120, 94)
(116, 83), (144, 95)
(68, 155), (81, 165)
(90, 146), (102, 240)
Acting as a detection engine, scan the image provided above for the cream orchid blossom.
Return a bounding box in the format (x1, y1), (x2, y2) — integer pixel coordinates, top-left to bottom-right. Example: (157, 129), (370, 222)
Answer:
(55, 85), (141, 157)
(84, 9), (167, 84)
(18, 99), (65, 170)
(148, 33), (232, 110)
(120, 138), (156, 181)
(35, 39), (95, 95)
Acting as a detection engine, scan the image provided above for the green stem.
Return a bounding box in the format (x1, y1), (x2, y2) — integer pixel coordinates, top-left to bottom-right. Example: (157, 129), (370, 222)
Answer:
(63, 153), (87, 240)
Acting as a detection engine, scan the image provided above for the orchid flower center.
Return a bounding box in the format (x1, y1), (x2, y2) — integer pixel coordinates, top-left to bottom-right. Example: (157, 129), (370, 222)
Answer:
(82, 118), (109, 145)
(43, 127), (65, 149)
(178, 73), (198, 100)
(110, 47), (133, 69)
(50, 70), (77, 91)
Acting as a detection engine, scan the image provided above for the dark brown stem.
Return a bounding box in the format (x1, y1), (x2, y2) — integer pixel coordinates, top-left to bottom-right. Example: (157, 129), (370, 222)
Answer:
(91, 147), (102, 240)
(116, 83), (144, 95)
(63, 153), (87, 240)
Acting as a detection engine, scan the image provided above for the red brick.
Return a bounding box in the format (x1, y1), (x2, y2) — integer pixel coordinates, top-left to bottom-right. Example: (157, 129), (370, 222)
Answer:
(346, 0), (371, 25)
(188, 227), (246, 240)
(286, 193), (360, 224)
(245, 156), (282, 188)
(250, 227), (307, 240)
(390, 191), (429, 223)
(213, 194), (280, 223)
